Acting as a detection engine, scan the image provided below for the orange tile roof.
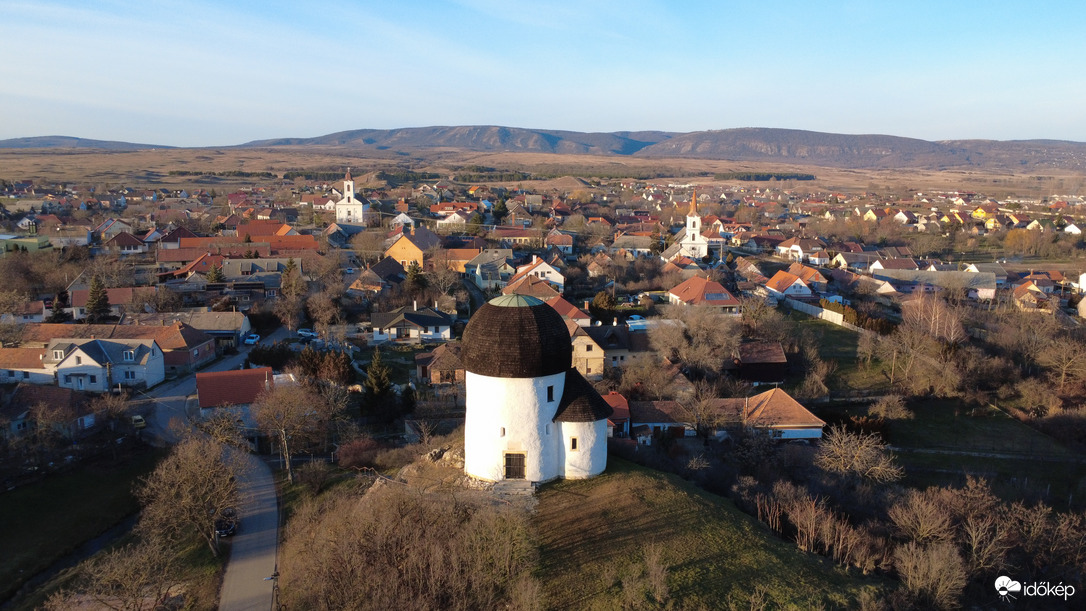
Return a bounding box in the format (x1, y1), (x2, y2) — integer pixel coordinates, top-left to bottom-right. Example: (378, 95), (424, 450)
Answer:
(765, 270), (804, 294)
(0, 347), (47, 369)
(546, 296), (589, 320)
(668, 276), (739, 307)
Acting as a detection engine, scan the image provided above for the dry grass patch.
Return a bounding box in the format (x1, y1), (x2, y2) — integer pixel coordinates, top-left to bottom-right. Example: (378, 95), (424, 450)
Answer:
(535, 458), (885, 609)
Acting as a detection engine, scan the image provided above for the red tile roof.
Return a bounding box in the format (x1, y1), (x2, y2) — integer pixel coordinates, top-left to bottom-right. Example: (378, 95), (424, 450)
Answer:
(196, 367), (274, 408)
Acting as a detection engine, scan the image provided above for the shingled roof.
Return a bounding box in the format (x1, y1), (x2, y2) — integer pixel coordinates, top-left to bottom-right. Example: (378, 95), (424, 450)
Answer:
(552, 369), (613, 422)
(461, 295), (572, 378)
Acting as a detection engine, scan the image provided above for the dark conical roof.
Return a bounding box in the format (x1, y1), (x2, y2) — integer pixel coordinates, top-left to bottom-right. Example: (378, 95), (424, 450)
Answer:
(461, 295), (572, 378)
(553, 369), (614, 422)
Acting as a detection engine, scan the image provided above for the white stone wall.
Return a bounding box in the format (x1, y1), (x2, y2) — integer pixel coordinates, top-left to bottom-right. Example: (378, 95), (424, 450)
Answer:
(464, 370), (565, 483)
(558, 419), (607, 479)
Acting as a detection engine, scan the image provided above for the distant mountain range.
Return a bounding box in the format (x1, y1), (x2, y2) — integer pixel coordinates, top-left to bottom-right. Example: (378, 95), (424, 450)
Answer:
(4, 127), (1086, 172)
(0, 136), (174, 151)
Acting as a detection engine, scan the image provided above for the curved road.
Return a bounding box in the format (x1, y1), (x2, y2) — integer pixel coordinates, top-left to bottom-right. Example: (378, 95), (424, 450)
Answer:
(138, 329), (287, 611)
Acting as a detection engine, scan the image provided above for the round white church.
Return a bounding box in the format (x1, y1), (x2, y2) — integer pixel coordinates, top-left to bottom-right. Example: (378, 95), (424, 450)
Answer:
(461, 295), (613, 484)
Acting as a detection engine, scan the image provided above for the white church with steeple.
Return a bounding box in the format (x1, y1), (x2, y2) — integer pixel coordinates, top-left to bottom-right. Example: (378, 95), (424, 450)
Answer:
(676, 191), (709, 259)
(334, 168), (367, 224)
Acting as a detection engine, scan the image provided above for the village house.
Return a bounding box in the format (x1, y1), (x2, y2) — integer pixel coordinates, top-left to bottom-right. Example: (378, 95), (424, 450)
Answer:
(196, 367), (275, 409)
(764, 270), (814, 299)
(415, 342), (466, 385)
(384, 226), (442, 269)
(508, 255), (565, 292)
(566, 320), (605, 379)
(42, 338), (165, 393)
(668, 276), (741, 313)
(371, 304), (453, 343)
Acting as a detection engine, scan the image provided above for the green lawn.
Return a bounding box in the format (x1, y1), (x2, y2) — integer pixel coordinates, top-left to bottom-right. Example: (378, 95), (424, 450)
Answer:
(353, 343), (431, 384)
(817, 399), (1086, 508)
(0, 449), (163, 604)
(785, 314), (894, 393)
(888, 401), (1076, 455)
(535, 458), (886, 609)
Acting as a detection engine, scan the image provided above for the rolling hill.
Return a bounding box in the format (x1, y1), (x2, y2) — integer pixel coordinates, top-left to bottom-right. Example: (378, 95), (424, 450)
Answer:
(5, 127), (1086, 172)
(240, 126), (1086, 171)
(0, 136), (172, 150)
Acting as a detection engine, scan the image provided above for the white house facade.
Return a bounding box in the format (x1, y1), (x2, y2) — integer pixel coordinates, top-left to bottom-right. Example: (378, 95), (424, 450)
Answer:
(47, 338), (165, 392)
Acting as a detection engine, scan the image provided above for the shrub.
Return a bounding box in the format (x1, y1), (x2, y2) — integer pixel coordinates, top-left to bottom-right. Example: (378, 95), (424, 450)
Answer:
(892, 541), (966, 609)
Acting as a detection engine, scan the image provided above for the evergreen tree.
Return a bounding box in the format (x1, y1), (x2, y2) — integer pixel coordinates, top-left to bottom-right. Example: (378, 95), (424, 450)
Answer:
(650, 229), (663, 255)
(47, 291), (72, 323)
(363, 348), (394, 418)
(492, 200), (509, 225)
(405, 261), (427, 291)
(589, 290), (617, 324)
(84, 276), (112, 323)
(281, 258), (306, 298)
(206, 263), (225, 283)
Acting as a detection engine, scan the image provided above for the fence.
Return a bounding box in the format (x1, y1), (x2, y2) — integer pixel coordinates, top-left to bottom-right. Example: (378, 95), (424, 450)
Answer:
(783, 297), (869, 334)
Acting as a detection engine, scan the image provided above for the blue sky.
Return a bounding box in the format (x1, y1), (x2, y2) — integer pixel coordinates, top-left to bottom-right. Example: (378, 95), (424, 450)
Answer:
(2, 0), (1084, 147)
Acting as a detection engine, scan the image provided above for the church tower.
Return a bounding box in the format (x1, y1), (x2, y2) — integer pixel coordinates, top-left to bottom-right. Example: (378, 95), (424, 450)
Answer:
(679, 190), (708, 259)
(343, 167), (355, 203)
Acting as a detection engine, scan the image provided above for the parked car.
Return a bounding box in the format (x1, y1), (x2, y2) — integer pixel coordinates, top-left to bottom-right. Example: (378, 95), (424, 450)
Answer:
(216, 508), (238, 537)
(130, 415), (147, 429)
(243, 334), (261, 345)
(297, 329), (319, 339)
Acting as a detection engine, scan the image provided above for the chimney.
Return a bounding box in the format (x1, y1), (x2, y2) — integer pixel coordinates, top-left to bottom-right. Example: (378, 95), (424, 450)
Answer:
(413, 300), (418, 311)
(532, 254), (538, 263)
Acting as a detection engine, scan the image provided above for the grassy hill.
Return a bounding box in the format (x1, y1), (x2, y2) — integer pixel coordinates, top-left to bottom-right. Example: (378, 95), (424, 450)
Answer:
(535, 458), (886, 609)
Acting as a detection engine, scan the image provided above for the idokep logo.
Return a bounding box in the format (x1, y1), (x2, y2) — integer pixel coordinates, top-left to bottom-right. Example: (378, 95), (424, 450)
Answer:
(995, 575), (1075, 603)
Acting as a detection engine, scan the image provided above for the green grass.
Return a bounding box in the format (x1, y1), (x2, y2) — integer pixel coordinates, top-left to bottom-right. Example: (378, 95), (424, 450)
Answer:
(355, 343), (433, 384)
(0, 448), (163, 604)
(887, 400), (1076, 456)
(785, 314), (894, 393)
(535, 458), (886, 609)
(818, 399), (1086, 509)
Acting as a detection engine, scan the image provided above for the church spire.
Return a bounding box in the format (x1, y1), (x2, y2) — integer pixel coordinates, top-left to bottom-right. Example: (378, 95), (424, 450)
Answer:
(345, 167), (352, 181)
(688, 190), (698, 217)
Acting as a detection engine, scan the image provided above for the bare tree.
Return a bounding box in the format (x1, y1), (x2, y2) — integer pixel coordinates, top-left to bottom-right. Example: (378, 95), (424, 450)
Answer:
(815, 424), (903, 484)
(350, 230), (389, 264)
(44, 539), (180, 611)
(89, 392), (130, 429)
(892, 541), (967, 610)
(274, 293), (305, 333)
(1038, 337), (1086, 394)
(902, 294), (967, 346)
(136, 436), (242, 556)
(649, 305), (740, 376)
(428, 258), (463, 296)
(888, 489), (954, 544)
(617, 356), (676, 400)
(252, 384), (335, 483)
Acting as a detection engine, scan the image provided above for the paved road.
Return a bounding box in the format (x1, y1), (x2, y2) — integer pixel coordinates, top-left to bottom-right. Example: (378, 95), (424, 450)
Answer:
(218, 452), (278, 611)
(137, 327), (289, 444)
(135, 328), (289, 611)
